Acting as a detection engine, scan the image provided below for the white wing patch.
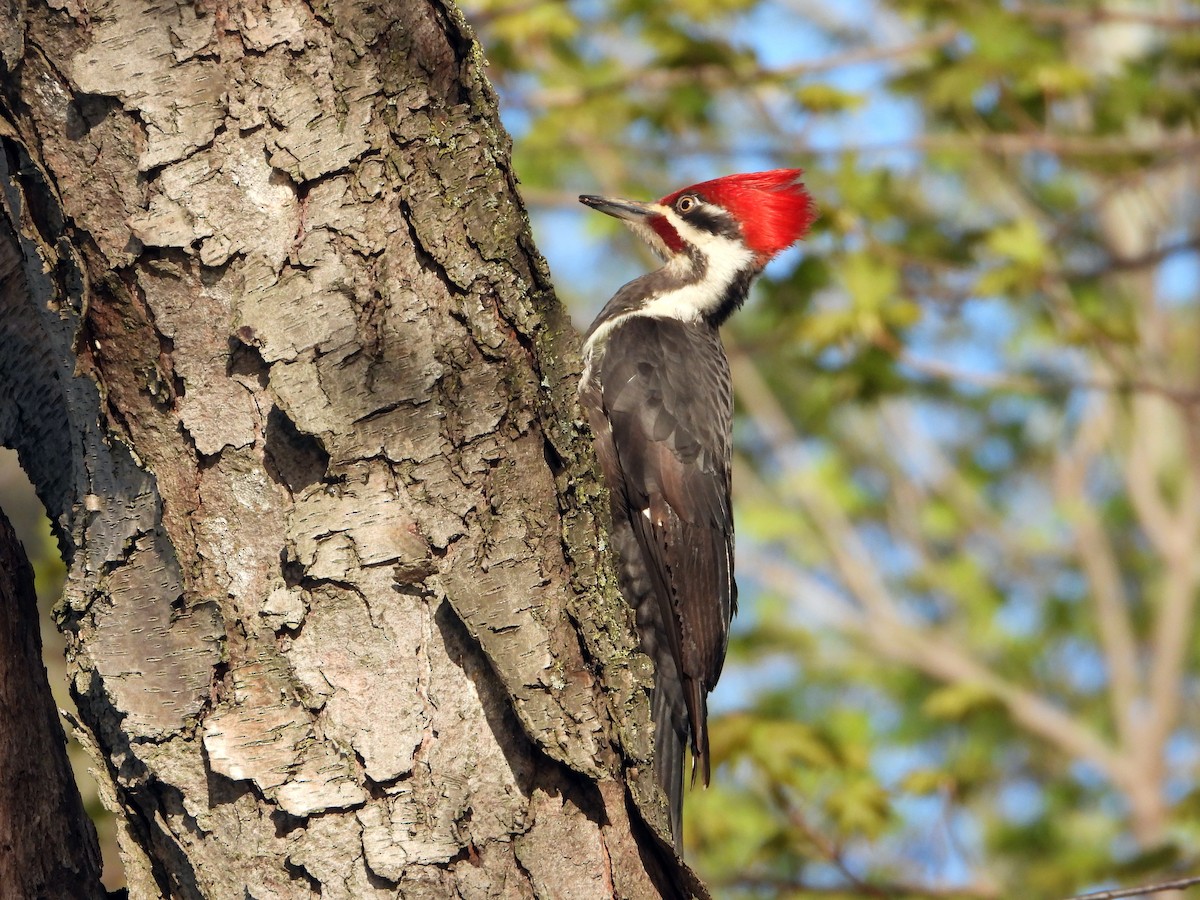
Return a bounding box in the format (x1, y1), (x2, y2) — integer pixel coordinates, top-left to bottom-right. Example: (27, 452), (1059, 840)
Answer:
(641, 507), (666, 528)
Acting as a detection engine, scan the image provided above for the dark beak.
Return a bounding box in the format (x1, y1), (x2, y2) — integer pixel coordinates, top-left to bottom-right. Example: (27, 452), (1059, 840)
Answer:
(579, 194), (656, 222)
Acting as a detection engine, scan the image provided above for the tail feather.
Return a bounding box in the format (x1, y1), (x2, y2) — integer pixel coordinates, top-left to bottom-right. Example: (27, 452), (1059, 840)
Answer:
(652, 679), (686, 850)
(685, 677), (709, 788)
(610, 519), (697, 850)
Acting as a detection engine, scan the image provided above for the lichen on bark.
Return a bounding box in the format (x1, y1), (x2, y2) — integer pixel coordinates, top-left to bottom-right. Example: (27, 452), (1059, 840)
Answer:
(0, 0), (704, 896)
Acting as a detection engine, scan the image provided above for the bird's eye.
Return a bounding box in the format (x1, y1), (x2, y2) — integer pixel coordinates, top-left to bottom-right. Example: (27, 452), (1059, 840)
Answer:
(676, 195), (697, 213)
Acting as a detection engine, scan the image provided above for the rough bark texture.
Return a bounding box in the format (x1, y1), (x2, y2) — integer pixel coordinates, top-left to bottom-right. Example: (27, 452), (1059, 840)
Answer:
(0, 1), (706, 897)
(0, 505), (105, 898)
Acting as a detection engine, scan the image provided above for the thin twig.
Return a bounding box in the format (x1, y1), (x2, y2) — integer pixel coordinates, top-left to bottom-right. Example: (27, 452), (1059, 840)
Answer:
(1052, 391), (1140, 755)
(771, 785), (915, 899)
(1017, 5), (1200, 29)
(727, 343), (1132, 787)
(887, 342), (1200, 408)
(724, 873), (998, 898)
(508, 123), (1200, 160)
(522, 25), (959, 110)
(1063, 875), (1200, 900)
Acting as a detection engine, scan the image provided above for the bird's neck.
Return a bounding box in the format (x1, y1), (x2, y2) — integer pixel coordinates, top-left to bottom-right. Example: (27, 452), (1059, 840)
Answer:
(587, 250), (758, 340)
(640, 246), (759, 327)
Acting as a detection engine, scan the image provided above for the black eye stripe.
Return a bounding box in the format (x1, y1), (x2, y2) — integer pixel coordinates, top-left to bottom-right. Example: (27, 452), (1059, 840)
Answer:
(682, 207), (741, 240)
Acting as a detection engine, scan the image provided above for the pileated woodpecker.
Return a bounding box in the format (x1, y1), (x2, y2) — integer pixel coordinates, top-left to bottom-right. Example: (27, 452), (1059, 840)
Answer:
(578, 170), (815, 848)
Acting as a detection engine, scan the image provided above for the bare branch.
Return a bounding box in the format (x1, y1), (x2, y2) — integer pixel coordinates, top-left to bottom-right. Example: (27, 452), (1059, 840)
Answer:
(1017, 5), (1200, 28)
(1117, 397), (1200, 843)
(878, 338), (1200, 409)
(1125, 396), (1190, 561)
(1062, 875), (1200, 900)
(852, 618), (1131, 787)
(1098, 234), (1200, 277)
(523, 25), (959, 110)
(516, 124), (1200, 163)
(1053, 391), (1140, 755)
(830, 130), (1200, 159)
(776, 790), (890, 899)
(724, 873), (1000, 899)
(728, 345), (1133, 787)
(1142, 511), (1200, 812)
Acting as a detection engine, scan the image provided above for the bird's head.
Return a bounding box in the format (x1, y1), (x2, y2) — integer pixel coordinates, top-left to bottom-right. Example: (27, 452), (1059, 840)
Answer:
(579, 170), (815, 326)
(580, 169), (815, 270)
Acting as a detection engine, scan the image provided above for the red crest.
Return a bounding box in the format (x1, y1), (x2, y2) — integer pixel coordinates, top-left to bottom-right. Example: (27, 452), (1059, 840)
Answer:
(661, 169), (816, 262)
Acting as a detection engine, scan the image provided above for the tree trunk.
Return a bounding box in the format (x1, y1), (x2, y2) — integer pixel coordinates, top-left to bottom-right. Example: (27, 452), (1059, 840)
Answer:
(0, 505), (105, 898)
(0, 1), (703, 896)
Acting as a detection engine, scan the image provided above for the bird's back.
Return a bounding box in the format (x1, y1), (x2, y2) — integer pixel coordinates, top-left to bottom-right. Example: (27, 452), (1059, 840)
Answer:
(579, 313), (736, 848)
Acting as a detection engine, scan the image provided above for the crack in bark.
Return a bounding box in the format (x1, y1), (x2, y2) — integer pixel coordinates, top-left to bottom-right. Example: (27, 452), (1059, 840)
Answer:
(1, 0), (710, 894)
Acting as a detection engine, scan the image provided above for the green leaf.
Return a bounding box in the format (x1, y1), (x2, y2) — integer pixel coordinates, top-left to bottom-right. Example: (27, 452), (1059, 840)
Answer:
(901, 768), (949, 796)
(823, 777), (892, 838)
(794, 83), (865, 113)
(748, 720), (843, 778)
(922, 681), (1002, 721)
(842, 251), (900, 312)
(985, 218), (1046, 269)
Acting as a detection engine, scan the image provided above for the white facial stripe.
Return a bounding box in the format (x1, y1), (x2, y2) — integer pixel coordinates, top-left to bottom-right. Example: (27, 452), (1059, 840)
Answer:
(584, 201), (756, 356)
(639, 206), (756, 323)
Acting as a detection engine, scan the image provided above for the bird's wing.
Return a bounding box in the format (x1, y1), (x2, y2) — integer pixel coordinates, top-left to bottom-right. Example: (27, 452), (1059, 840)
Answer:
(594, 314), (736, 784)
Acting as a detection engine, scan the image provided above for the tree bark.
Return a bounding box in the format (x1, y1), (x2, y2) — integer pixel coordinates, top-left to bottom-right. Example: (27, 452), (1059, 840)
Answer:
(0, 1), (703, 897)
(0, 504), (105, 898)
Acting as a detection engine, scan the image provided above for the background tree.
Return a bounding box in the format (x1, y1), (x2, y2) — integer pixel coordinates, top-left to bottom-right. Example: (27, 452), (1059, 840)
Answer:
(458, 0), (1200, 896)
(0, 0), (703, 896)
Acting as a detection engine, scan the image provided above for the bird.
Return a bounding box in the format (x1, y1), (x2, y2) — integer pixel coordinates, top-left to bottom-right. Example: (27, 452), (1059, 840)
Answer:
(577, 170), (815, 848)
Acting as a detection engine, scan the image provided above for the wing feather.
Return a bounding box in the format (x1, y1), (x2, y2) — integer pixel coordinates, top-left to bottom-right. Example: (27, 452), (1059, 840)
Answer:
(592, 315), (736, 785)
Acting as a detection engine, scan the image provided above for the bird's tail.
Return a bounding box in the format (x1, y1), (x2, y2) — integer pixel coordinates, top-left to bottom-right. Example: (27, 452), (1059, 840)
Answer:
(686, 677), (709, 788)
(652, 674), (687, 851)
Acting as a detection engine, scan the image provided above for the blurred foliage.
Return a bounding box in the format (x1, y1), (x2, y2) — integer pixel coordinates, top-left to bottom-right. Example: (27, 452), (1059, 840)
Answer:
(463, 0), (1200, 896)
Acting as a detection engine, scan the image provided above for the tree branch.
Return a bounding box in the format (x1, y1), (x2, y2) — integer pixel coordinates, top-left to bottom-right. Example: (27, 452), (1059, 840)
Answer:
(523, 25), (960, 110)
(889, 344), (1200, 408)
(1125, 396), (1191, 560)
(1052, 391), (1140, 755)
(728, 346), (1132, 787)
(1098, 234), (1200, 277)
(724, 873), (999, 899)
(1017, 5), (1200, 28)
(775, 789), (890, 899)
(1063, 875), (1200, 900)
